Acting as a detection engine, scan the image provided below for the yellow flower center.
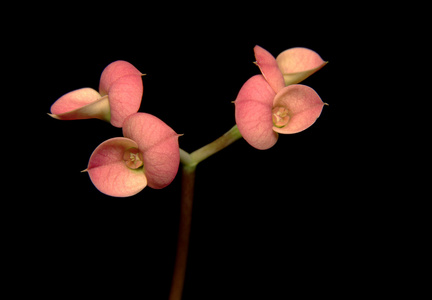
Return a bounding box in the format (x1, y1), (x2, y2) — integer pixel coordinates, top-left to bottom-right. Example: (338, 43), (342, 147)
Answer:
(123, 148), (144, 169)
(272, 106), (290, 128)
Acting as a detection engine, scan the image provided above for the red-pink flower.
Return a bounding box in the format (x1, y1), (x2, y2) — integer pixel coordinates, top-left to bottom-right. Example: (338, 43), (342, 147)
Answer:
(84, 113), (180, 197)
(49, 60), (143, 128)
(234, 46), (327, 150)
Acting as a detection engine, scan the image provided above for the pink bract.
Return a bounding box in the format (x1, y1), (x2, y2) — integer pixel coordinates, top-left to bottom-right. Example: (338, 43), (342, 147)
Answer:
(107, 74), (143, 127)
(86, 137), (147, 197)
(235, 75), (278, 150)
(234, 46), (326, 150)
(99, 60), (142, 96)
(49, 88), (108, 121)
(123, 113), (181, 189)
(276, 47), (327, 85)
(254, 45), (285, 93)
(49, 60), (143, 128)
(86, 113), (180, 197)
(272, 84), (325, 134)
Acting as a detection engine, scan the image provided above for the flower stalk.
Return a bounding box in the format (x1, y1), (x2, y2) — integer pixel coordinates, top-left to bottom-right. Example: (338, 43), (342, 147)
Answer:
(169, 125), (242, 300)
(169, 164), (196, 300)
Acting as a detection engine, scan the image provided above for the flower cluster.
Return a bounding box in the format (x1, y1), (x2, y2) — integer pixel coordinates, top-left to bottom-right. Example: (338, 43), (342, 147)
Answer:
(49, 61), (180, 197)
(49, 46), (326, 197)
(234, 46), (327, 150)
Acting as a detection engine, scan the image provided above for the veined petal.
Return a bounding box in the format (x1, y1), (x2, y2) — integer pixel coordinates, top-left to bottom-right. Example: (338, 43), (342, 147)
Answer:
(86, 137), (147, 197)
(272, 85), (324, 134)
(123, 113), (180, 189)
(99, 60), (143, 96)
(49, 88), (110, 122)
(108, 74), (143, 128)
(234, 75), (278, 150)
(276, 47), (327, 85)
(50, 88), (101, 114)
(254, 45), (285, 93)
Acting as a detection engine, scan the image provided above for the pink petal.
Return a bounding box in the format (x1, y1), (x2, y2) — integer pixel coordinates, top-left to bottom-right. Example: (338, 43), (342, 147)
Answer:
(276, 47), (327, 85)
(50, 88), (100, 113)
(108, 74), (143, 128)
(234, 75), (278, 150)
(254, 45), (285, 93)
(86, 137), (147, 197)
(99, 60), (142, 96)
(122, 113), (180, 189)
(49, 88), (110, 122)
(272, 84), (324, 134)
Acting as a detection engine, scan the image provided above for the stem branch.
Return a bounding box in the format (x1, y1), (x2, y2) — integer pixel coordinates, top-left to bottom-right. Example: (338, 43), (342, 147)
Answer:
(190, 125), (242, 165)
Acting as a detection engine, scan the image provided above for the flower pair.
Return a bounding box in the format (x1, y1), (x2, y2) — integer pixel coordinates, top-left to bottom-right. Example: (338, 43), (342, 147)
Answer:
(49, 61), (180, 197)
(49, 60), (144, 128)
(234, 46), (327, 150)
(85, 113), (180, 197)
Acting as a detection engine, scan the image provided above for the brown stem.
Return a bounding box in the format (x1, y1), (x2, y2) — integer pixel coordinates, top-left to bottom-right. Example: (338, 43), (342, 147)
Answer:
(169, 125), (242, 300)
(169, 164), (196, 300)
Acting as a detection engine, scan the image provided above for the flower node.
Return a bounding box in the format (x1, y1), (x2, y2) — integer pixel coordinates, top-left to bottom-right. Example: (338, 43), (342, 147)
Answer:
(272, 106), (290, 128)
(123, 148), (144, 169)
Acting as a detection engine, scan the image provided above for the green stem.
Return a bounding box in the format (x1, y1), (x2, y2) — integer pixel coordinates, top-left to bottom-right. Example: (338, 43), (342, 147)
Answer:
(181, 125), (243, 167)
(169, 125), (242, 300)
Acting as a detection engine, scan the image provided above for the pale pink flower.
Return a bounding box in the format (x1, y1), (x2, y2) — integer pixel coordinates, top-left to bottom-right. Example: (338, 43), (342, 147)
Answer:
(49, 60), (143, 128)
(85, 113), (180, 197)
(234, 46), (326, 150)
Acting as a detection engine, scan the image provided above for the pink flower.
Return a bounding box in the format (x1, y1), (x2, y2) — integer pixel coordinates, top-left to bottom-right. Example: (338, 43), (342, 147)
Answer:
(84, 113), (181, 197)
(234, 46), (327, 150)
(49, 60), (143, 128)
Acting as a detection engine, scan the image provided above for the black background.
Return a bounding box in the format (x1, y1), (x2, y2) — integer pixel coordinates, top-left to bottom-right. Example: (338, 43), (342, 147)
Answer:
(10, 4), (391, 299)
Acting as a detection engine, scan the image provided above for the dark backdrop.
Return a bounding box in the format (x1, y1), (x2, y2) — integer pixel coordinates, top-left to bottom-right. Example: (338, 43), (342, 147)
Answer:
(14, 4), (375, 299)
